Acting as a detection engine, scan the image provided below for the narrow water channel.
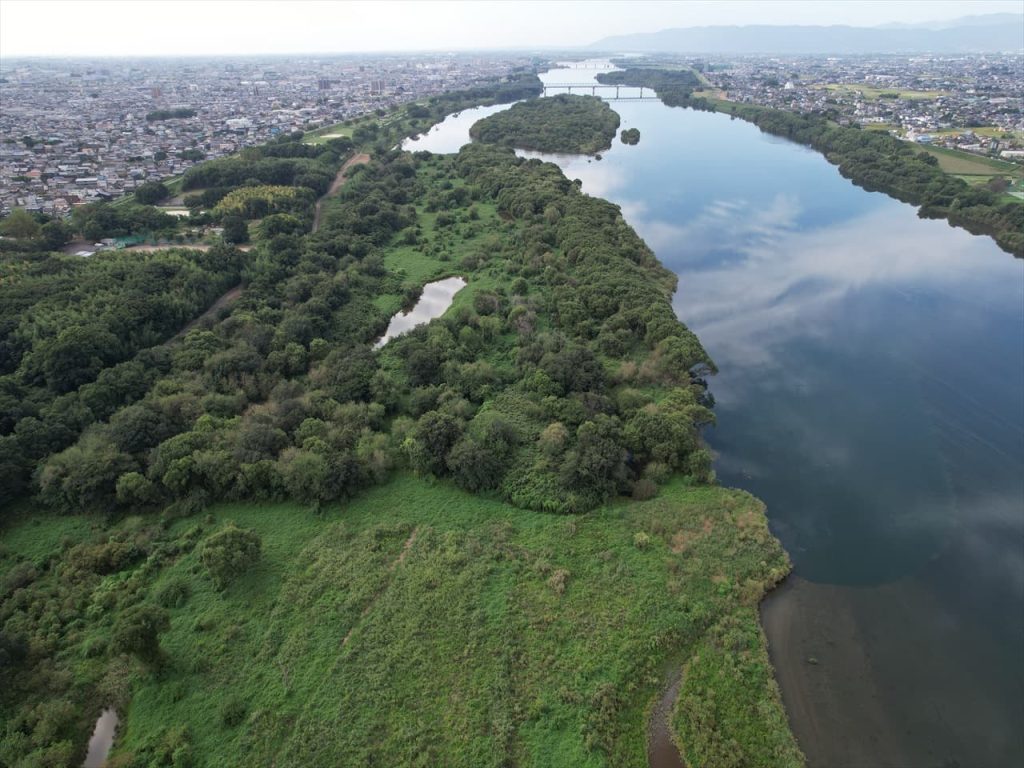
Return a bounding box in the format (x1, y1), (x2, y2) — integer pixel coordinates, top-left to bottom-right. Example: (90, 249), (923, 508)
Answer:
(647, 669), (686, 768)
(83, 708), (118, 768)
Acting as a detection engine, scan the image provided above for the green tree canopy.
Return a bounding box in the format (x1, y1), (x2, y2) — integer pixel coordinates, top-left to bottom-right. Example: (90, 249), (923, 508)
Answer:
(0, 208), (41, 239)
(112, 603), (170, 663)
(200, 524), (262, 589)
(134, 181), (170, 205)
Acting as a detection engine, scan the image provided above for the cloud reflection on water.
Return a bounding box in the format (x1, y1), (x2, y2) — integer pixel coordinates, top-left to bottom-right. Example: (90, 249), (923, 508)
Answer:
(645, 196), (1023, 375)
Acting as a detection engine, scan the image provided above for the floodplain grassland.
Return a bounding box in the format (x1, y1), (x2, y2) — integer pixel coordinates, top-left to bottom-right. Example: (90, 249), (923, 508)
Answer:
(927, 126), (1024, 140)
(0, 475), (800, 768)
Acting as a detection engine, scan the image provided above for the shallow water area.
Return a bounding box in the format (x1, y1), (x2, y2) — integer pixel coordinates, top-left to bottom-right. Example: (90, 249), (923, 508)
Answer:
(83, 708), (118, 767)
(647, 668), (685, 768)
(374, 276), (466, 349)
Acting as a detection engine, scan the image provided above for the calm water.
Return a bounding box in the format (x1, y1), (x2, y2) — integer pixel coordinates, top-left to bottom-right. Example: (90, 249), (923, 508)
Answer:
(83, 708), (118, 767)
(418, 62), (1024, 766)
(402, 103), (517, 154)
(373, 276), (466, 348)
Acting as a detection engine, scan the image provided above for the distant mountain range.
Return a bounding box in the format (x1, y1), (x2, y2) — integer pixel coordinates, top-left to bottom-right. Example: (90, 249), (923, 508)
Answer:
(588, 14), (1024, 54)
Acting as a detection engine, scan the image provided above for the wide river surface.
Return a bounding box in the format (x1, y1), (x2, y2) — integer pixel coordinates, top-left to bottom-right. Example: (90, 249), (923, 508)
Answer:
(421, 63), (1024, 767)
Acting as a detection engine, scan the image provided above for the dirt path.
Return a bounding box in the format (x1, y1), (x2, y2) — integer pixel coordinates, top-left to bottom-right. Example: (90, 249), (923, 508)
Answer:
(173, 283), (243, 339)
(312, 152), (371, 233)
(126, 243), (252, 253)
(163, 153), (367, 343)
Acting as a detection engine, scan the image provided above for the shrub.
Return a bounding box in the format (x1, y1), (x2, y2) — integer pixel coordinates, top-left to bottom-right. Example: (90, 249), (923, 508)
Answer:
(155, 579), (191, 609)
(220, 697), (247, 728)
(547, 568), (570, 595)
(199, 523), (262, 589)
(632, 479), (658, 502)
(112, 603), (170, 663)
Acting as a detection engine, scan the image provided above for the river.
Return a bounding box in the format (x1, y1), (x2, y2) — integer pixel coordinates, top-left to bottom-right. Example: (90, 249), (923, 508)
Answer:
(417, 60), (1024, 767)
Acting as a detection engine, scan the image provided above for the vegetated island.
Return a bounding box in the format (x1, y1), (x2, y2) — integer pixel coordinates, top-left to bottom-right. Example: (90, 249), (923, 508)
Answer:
(469, 93), (620, 154)
(0, 83), (802, 768)
(621, 127), (641, 145)
(599, 68), (1024, 257)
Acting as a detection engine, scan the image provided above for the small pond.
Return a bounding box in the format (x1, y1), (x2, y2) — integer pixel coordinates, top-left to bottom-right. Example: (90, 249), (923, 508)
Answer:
(374, 276), (466, 349)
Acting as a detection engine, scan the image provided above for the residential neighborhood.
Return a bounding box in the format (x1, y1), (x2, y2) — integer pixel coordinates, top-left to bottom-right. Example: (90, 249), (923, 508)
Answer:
(0, 53), (537, 215)
(689, 53), (1024, 156)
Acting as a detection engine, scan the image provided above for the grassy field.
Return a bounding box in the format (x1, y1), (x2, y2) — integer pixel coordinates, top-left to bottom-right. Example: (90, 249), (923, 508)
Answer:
(0, 475), (798, 767)
(915, 145), (1023, 203)
(823, 84), (947, 101)
(915, 144), (1022, 176)
(926, 126), (1024, 140)
(304, 102), (431, 146)
(0, 477), (803, 767)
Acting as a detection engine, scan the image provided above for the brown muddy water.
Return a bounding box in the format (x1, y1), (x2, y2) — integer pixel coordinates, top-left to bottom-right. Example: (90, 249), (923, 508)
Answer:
(648, 668), (686, 768)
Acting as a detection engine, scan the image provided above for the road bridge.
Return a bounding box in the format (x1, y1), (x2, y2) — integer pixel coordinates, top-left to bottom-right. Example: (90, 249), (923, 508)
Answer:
(541, 83), (656, 100)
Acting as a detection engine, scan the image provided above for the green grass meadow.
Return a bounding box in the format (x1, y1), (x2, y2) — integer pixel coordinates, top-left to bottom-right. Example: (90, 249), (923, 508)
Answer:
(0, 475), (799, 767)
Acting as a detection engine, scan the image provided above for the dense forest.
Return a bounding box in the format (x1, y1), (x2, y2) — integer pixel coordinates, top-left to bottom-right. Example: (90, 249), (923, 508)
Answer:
(4, 136), (716, 521)
(0, 81), (800, 768)
(469, 94), (621, 154)
(598, 68), (1024, 257)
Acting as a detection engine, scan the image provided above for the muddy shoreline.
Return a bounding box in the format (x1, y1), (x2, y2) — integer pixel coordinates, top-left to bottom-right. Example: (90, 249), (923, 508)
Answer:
(760, 573), (1023, 767)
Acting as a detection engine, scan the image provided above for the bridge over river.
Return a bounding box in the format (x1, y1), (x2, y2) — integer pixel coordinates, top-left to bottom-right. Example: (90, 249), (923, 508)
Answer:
(541, 82), (656, 100)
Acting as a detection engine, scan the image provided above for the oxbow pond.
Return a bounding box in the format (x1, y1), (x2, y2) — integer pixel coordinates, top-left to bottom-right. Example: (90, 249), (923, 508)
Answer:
(373, 276), (467, 349)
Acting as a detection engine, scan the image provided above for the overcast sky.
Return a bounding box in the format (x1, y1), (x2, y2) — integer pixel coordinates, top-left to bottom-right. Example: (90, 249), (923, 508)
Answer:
(1, 0), (1021, 57)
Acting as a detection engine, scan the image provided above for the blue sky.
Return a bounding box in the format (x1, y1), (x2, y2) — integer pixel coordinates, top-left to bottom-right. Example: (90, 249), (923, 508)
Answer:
(1, 0), (1020, 57)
